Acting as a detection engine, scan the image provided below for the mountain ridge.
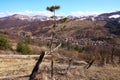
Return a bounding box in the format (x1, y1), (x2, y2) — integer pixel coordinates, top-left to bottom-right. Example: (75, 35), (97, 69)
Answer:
(1, 11), (120, 21)
(0, 11), (120, 44)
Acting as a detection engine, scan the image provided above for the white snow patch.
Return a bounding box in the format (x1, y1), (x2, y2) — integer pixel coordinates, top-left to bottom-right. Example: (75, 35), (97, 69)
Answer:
(109, 14), (120, 18)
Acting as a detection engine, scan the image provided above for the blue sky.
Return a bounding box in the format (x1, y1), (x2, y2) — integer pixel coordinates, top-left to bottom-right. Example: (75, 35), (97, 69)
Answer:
(0, 0), (120, 17)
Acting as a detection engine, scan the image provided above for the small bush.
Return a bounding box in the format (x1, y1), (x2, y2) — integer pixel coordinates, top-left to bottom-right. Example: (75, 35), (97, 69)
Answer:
(0, 37), (11, 50)
(61, 42), (69, 48)
(62, 42), (84, 52)
(17, 41), (32, 55)
(24, 38), (32, 44)
(83, 46), (93, 52)
(62, 42), (74, 50)
(74, 45), (83, 52)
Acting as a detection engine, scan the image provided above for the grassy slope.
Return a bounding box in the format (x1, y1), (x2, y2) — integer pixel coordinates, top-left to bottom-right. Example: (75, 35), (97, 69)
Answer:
(46, 20), (110, 39)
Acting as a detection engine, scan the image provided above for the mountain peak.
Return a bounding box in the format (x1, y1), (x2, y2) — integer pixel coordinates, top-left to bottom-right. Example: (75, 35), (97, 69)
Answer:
(11, 14), (30, 20)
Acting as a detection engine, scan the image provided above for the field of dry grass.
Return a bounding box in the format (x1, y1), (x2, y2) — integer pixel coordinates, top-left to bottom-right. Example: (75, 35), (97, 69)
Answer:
(0, 57), (120, 80)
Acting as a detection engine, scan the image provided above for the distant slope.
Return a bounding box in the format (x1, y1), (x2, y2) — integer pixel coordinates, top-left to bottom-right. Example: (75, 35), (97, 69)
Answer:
(0, 11), (120, 41)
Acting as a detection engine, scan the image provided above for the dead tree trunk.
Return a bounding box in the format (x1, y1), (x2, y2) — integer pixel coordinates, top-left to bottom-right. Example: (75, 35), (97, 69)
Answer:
(65, 58), (73, 74)
(111, 45), (115, 65)
(106, 56), (110, 64)
(51, 55), (54, 78)
(117, 48), (120, 64)
(119, 54), (120, 64)
(29, 51), (45, 80)
(99, 52), (105, 66)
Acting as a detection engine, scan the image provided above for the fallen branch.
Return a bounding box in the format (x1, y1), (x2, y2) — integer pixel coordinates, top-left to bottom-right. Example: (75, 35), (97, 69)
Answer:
(0, 74), (29, 79)
(0, 55), (39, 59)
(47, 43), (61, 55)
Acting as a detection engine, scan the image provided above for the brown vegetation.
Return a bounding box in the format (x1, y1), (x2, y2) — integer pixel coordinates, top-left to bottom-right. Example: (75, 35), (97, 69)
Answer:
(0, 57), (120, 80)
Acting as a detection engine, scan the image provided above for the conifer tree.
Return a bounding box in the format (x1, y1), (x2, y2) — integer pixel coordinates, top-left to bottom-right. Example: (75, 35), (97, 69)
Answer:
(46, 5), (60, 78)
(46, 5), (68, 78)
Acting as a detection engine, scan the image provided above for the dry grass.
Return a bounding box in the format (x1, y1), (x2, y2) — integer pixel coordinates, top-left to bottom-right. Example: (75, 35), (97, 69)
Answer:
(0, 59), (35, 77)
(0, 58), (120, 80)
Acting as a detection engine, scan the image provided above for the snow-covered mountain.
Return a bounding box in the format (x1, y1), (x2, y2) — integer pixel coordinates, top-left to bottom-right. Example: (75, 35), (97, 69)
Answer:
(31, 15), (51, 21)
(0, 14), (67, 21)
(69, 11), (120, 21)
(11, 14), (30, 20)
(0, 14), (51, 21)
(0, 11), (120, 22)
(95, 11), (120, 21)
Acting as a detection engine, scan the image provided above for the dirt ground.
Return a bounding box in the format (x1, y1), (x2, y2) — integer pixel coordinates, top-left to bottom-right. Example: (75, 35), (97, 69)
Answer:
(0, 58), (120, 80)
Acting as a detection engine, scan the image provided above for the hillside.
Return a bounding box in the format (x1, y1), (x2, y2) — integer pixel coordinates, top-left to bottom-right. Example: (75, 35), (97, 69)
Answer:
(0, 11), (120, 49)
(0, 11), (120, 39)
